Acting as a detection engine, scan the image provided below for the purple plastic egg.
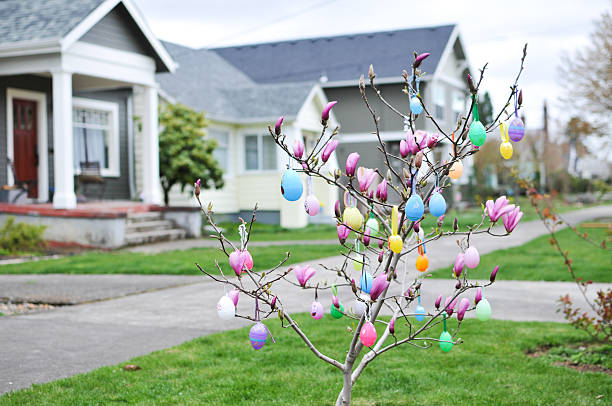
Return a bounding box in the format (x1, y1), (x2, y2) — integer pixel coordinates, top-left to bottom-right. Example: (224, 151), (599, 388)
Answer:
(311, 301), (324, 320)
(304, 194), (320, 216)
(464, 246), (480, 269)
(508, 116), (525, 142)
(249, 322), (268, 350)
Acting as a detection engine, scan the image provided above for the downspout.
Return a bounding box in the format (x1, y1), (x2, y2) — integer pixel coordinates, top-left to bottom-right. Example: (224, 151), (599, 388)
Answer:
(127, 95), (135, 200)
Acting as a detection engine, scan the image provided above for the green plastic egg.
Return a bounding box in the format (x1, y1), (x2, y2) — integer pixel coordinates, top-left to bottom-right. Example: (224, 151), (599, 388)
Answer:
(439, 330), (453, 352)
(331, 303), (345, 319)
(365, 216), (379, 236)
(469, 120), (487, 146)
(475, 298), (491, 321)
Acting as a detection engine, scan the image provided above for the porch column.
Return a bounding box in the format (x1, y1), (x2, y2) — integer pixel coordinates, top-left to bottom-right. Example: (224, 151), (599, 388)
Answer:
(141, 85), (162, 205)
(51, 71), (77, 209)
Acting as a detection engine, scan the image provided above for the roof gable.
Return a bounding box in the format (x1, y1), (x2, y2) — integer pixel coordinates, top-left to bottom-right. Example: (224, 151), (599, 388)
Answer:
(212, 25), (455, 85)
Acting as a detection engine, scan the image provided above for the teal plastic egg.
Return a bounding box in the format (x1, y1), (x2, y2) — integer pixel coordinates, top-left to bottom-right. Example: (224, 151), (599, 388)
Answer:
(439, 330), (453, 352)
(405, 194), (424, 221)
(281, 169), (303, 201)
(410, 96), (423, 115)
(360, 272), (373, 294)
(475, 298), (491, 321)
(415, 304), (425, 322)
(469, 120), (487, 146)
(429, 192), (446, 217)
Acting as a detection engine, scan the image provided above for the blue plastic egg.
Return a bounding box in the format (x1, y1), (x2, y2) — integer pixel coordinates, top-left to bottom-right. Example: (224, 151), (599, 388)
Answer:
(360, 272), (373, 294)
(281, 169), (303, 201)
(405, 194), (424, 221)
(429, 192), (447, 217)
(415, 304), (425, 322)
(410, 96), (423, 115)
(508, 116), (525, 142)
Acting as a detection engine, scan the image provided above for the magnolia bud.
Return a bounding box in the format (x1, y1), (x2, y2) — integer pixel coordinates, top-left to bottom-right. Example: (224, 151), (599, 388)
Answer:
(359, 74), (365, 92)
(351, 279), (357, 294)
(368, 64), (375, 80)
(435, 294), (442, 309)
(490, 265), (499, 282)
(389, 316), (396, 334)
(270, 296), (277, 310)
(518, 89), (523, 106)
(475, 287), (482, 304)
(321, 101), (337, 123)
(275, 116), (284, 135)
(413, 52), (430, 69)
(378, 239), (384, 249)
(455, 280), (462, 289)
(194, 178), (201, 197)
(415, 151), (423, 168)
(467, 74), (477, 94)
(378, 250), (384, 263)
(413, 221), (420, 233)
(334, 200), (342, 219)
(453, 217), (458, 231)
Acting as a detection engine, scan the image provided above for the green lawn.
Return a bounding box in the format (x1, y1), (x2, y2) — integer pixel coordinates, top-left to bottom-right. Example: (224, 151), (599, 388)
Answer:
(0, 244), (343, 275)
(2, 317), (609, 405)
(431, 224), (612, 282)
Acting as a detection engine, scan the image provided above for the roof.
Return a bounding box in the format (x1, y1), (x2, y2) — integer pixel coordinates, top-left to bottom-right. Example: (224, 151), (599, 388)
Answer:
(212, 25), (456, 84)
(157, 41), (317, 122)
(0, 0), (104, 44)
(0, 0), (175, 72)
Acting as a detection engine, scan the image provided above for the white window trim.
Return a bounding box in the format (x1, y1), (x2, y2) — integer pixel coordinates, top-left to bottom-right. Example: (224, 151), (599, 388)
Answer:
(432, 82), (446, 121)
(6, 88), (49, 203)
(208, 127), (232, 177)
(242, 133), (278, 174)
(72, 97), (120, 177)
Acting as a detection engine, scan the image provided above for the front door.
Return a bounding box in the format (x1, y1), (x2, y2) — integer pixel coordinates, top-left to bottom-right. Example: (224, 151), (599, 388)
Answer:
(13, 99), (38, 198)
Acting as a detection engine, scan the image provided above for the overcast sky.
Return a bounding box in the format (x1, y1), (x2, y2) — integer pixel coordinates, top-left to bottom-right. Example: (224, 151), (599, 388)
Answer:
(133, 0), (610, 134)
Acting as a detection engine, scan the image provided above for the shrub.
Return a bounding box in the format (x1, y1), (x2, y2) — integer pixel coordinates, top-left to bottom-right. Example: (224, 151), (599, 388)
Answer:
(0, 216), (47, 255)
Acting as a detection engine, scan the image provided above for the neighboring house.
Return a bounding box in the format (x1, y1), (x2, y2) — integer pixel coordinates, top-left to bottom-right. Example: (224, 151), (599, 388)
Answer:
(155, 42), (340, 228)
(211, 25), (475, 194)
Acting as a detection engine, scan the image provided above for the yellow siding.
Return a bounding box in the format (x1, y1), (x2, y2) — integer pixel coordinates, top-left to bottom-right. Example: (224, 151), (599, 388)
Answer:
(238, 172), (282, 211)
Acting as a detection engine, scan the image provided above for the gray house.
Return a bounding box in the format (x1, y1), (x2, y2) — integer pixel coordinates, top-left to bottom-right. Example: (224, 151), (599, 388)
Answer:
(212, 25), (474, 187)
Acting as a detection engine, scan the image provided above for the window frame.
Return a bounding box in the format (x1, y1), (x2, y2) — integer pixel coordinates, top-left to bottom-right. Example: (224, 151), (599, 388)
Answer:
(242, 133), (278, 173)
(208, 128), (231, 176)
(432, 83), (446, 121)
(452, 90), (468, 122)
(72, 97), (120, 177)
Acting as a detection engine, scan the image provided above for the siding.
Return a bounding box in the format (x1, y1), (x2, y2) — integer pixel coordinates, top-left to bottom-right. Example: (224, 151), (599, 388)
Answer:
(74, 88), (132, 200)
(0, 75), (54, 198)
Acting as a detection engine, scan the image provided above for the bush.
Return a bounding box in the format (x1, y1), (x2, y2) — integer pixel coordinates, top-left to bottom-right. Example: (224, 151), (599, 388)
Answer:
(0, 217), (47, 255)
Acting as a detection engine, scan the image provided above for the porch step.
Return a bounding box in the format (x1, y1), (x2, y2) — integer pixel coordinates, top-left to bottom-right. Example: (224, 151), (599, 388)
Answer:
(125, 228), (187, 246)
(126, 219), (174, 233)
(126, 211), (163, 223)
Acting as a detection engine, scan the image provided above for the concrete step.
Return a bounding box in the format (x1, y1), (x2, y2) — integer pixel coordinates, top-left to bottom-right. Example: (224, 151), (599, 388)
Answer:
(126, 220), (174, 233)
(125, 229), (187, 246)
(126, 211), (162, 223)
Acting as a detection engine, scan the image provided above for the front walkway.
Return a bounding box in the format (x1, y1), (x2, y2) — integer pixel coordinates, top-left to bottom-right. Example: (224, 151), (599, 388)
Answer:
(1, 205), (610, 394)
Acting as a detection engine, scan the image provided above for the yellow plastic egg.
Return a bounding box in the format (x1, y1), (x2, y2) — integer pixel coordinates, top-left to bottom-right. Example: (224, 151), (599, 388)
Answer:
(389, 235), (403, 253)
(416, 254), (429, 272)
(449, 161), (463, 180)
(343, 207), (364, 230)
(500, 141), (513, 159)
(352, 255), (363, 271)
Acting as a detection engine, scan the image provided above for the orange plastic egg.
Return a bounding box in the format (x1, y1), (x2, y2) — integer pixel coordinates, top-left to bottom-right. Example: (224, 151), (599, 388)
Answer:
(416, 254), (429, 272)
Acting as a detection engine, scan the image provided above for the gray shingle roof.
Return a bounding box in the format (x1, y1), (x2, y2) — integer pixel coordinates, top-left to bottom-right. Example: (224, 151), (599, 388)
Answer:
(0, 0), (105, 45)
(212, 25), (455, 84)
(157, 41), (316, 122)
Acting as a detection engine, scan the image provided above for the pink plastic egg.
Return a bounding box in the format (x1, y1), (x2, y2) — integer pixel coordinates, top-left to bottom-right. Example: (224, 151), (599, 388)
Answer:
(311, 301), (324, 320)
(360, 321), (377, 347)
(464, 246), (480, 269)
(304, 194), (320, 216)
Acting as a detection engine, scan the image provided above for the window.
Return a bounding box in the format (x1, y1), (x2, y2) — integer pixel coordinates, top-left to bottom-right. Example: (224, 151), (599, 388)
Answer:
(452, 91), (467, 121)
(72, 98), (119, 177)
(244, 134), (277, 171)
(433, 84), (445, 120)
(209, 129), (229, 173)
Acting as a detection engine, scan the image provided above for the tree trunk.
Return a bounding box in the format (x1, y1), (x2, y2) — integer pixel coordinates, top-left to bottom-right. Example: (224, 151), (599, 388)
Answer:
(163, 187), (170, 207)
(335, 369), (353, 406)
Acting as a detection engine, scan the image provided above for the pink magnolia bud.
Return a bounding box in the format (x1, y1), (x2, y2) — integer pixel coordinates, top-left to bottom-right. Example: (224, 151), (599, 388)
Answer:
(437, 214), (445, 228)
(518, 89), (523, 106)
(435, 294), (442, 309)
(475, 287), (482, 304)
(413, 52), (430, 68)
(389, 316), (396, 334)
(334, 200), (342, 219)
(415, 151), (423, 168)
(457, 298), (470, 321)
(302, 162), (308, 170)
(453, 253), (465, 278)
(455, 280), (462, 289)
(270, 296), (277, 310)
(275, 116), (284, 135)
(490, 265), (499, 282)
(228, 289), (239, 307)
(345, 152), (360, 176)
(363, 228), (371, 246)
(376, 178), (388, 202)
(194, 178), (201, 197)
(292, 139), (304, 158)
(321, 101), (338, 123)
(369, 273), (390, 301)
(427, 132), (439, 148)
(351, 278), (357, 294)
(322, 140), (339, 163)
(413, 221), (420, 233)
(378, 239), (384, 249)
(337, 224), (350, 244)
(332, 295), (340, 309)
(378, 250), (383, 263)
(368, 190), (374, 199)
(399, 139), (410, 158)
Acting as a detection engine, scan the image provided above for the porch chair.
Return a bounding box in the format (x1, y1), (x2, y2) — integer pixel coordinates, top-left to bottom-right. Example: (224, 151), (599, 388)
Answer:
(1, 158), (36, 203)
(76, 161), (106, 201)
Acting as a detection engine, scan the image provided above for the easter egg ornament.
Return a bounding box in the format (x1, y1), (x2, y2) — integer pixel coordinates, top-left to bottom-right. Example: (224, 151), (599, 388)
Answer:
(304, 177), (320, 216)
(360, 321), (377, 347)
(499, 123), (513, 160)
(352, 240), (365, 271)
(468, 95), (487, 147)
(429, 175), (446, 217)
(354, 293), (369, 317)
(475, 288), (492, 321)
(249, 322), (268, 350)
(439, 312), (453, 352)
(342, 191), (364, 230)
(330, 285), (344, 319)
(217, 295), (235, 320)
(448, 133), (463, 180)
(405, 169), (424, 221)
(360, 271), (373, 294)
(311, 301), (323, 320)
(281, 165), (303, 201)
(415, 294), (426, 322)
(388, 206), (403, 253)
(508, 89), (525, 142)
(365, 212), (379, 236)
(408, 75), (424, 115)
(464, 246), (480, 269)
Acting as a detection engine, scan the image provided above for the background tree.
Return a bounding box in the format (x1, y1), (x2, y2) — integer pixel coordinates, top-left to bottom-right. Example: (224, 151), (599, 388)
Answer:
(159, 103), (224, 206)
(479, 91), (494, 126)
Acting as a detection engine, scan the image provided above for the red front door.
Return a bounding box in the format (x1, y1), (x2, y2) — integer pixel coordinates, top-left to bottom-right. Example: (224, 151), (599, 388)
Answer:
(13, 99), (38, 198)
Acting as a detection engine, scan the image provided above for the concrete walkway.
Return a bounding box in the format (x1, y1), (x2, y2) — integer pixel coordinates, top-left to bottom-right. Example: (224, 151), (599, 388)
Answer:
(1, 205), (610, 394)
(126, 237), (339, 253)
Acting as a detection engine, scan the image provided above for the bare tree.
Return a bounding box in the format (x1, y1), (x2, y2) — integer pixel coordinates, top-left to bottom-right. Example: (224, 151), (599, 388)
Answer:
(195, 45), (528, 405)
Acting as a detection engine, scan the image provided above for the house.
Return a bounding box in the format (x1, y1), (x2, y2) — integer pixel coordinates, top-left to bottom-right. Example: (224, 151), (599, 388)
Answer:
(211, 25), (475, 198)
(0, 0), (198, 247)
(155, 42), (340, 229)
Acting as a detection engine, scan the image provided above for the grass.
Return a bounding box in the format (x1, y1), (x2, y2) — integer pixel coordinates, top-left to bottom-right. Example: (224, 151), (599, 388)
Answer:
(431, 223), (612, 282)
(2, 317), (610, 405)
(0, 244), (343, 275)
